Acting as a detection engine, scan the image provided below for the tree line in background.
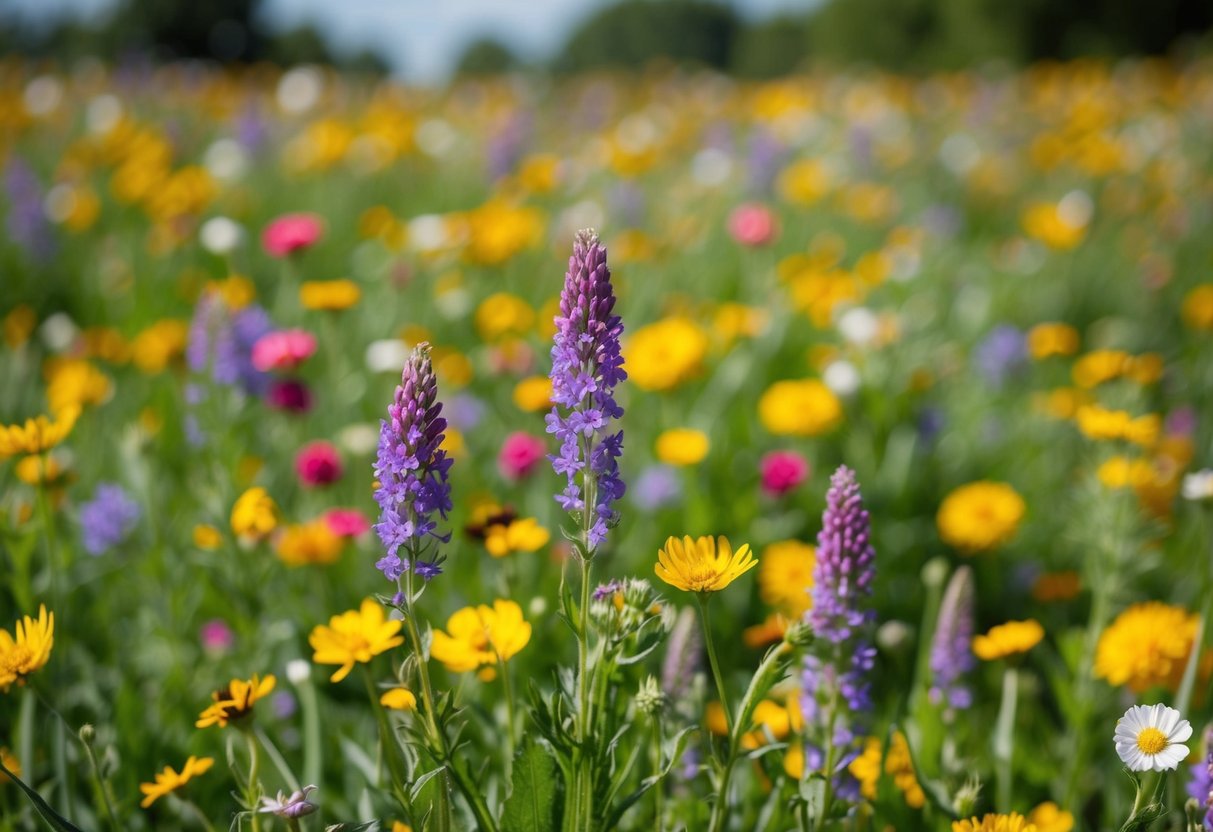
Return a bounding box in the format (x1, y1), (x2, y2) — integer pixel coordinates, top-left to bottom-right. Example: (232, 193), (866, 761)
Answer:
(1, 0), (1212, 79)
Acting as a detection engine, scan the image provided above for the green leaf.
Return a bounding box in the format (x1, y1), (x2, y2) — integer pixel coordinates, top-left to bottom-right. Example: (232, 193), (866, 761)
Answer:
(501, 741), (562, 832)
(0, 756), (86, 832)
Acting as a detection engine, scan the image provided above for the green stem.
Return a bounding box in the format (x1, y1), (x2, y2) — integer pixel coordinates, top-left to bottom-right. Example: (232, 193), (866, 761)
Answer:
(362, 664), (411, 813)
(180, 797), (218, 832)
(81, 735), (120, 832)
(500, 654), (517, 776)
(244, 728), (262, 832)
(651, 714), (664, 832)
(573, 554), (595, 832)
(695, 594), (732, 735)
(994, 667), (1019, 811)
(296, 669), (323, 792)
(255, 726), (301, 793)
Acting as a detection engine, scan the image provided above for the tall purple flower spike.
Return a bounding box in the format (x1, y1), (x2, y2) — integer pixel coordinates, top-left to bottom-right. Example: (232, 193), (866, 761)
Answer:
(929, 565), (976, 716)
(798, 466), (877, 797)
(373, 343), (453, 582)
(545, 229), (626, 552)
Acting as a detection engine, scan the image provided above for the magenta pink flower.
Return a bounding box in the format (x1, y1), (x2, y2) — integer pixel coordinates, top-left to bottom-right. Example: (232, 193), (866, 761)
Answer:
(727, 202), (779, 247)
(262, 212), (324, 257)
(498, 431), (547, 481)
(324, 508), (371, 537)
(760, 450), (809, 496)
(296, 441), (343, 487)
(268, 379), (313, 413)
(252, 329), (317, 372)
(200, 619), (235, 654)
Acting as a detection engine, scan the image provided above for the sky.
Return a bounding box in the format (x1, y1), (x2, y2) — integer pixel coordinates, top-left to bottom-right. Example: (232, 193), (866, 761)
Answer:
(0, 0), (820, 82)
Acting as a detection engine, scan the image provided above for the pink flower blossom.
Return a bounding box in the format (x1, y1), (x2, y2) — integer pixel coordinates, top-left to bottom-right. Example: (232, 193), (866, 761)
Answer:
(295, 441), (343, 487)
(200, 619), (234, 654)
(760, 450), (809, 496)
(262, 213), (324, 257)
(324, 508), (371, 538)
(252, 329), (316, 372)
(727, 203), (779, 247)
(498, 432), (546, 481)
(267, 379), (313, 413)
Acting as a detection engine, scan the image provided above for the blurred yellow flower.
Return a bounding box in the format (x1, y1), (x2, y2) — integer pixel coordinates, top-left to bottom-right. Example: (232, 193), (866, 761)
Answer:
(886, 731), (925, 809)
(380, 688), (417, 711)
(1095, 602), (1197, 692)
(0, 407), (79, 458)
(937, 481), (1025, 552)
(953, 814), (1037, 832)
(513, 376), (553, 412)
(3, 305), (36, 349)
(81, 327), (130, 364)
(848, 737), (882, 799)
(1096, 456), (1153, 489)
(431, 600), (532, 673)
(130, 320), (188, 374)
(15, 455), (66, 487)
(1075, 406), (1158, 447)
(0, 605), (55, 693)
(309, 599), (404, 683)
(461, 200), (544, 266)
(196, 674), (276, 729)
(758, 379), (842, 437)
(655, 535), (757, 594)
(300, 279), (361, 311)
(778, 158), (831, 205)
(192, 524), (223, 550)
(1028, 802), (1074, 832)
(45, 359), (110, 415)
(207, 275), (256, 310)
(1182, 285), (1213, 331)
(1022, 201), (1085, 250)
(230, 487), (278, 541)
(276, 519), (344, 566)
(972, 620), (1044, 661)
(758, 540), (815, 617)
(0, 747), (21, 782)
(1071, 349), (1129, 388)
(625, 318), (710, 392)
(476, 293), (534, 341)
(655, 428), (709, 466)
(1026, 323), (1079, 359)
(485, 517), (550, 558)
(139, 756), (214, 808)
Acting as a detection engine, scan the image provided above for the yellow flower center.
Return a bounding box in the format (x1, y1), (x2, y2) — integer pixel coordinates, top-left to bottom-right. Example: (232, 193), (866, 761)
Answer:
(1, 645), (32, 676)
(1136, 727), (1167, 755)
(686, 568), (720, 591)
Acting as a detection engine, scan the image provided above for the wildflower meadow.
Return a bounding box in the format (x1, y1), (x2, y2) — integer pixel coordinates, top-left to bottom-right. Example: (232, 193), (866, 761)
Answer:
(4, 58), (1213, 832)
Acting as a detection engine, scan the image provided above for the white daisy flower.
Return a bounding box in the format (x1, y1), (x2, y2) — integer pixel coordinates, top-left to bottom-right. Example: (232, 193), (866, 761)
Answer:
(1113, 704), (1192, 772)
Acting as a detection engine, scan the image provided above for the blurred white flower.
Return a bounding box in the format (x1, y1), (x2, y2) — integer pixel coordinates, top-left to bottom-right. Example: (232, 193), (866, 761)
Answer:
(337, 423), (380, 456)
(837, 307), (879, 346)
(1182, 469), (1213, 502)
(1113, 704), (1190, 772)
(39, 312), (78, 352)
(365, 339), (410, 374)
(691, 148), (732, 186)
(276, 66), (323, 115)
(415, 119), (457, 158)
(199, 217), (244, 255)
(407, 215), (450, 253)
(23, 76), (63, 117)
(86, 95), (122, 134)
(285, 659), (312, 685)
(203, 139), (250, 182)
(823, 360), (861, 396)
(1058, 190), (1094, 229)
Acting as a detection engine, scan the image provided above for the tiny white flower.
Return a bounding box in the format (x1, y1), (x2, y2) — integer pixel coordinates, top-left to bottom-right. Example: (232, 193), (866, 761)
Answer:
(199, 217), (244, 255)
(1113, 703), (1191, 772)
(285, 659), (311, 685)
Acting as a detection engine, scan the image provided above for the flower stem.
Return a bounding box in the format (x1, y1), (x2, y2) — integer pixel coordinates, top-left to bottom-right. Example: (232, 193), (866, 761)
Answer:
(500, 654), (517, 777)
(574, 554), (596, 832)
(244, 728), (262, 832)
(994, 666), (1019, 811)
(80, 733), (120, 832)
(695, 594), (732, 734)
(180, 797), (218, 832)
(651, 713), (664, 832)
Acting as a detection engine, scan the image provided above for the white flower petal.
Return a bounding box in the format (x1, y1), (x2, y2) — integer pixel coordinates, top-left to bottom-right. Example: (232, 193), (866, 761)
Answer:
(1170, 720), (1193, 744)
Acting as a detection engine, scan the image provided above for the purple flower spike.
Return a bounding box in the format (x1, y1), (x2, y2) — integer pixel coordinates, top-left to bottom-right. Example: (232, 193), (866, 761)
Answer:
(928, 566), (976, 717)
(373, 343), (453, 582)
(546, 229), (626, 553)
(79, 483), (140, 555)
(799, 466), (877, 801)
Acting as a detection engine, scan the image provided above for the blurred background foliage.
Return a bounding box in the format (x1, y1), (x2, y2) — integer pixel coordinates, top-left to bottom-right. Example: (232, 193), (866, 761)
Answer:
(1, 0), (1212, 80)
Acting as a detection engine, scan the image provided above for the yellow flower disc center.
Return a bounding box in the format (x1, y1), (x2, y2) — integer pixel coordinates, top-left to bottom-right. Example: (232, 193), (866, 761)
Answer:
(687, 568), (719, 591)
(1136, 727), (1167, 755)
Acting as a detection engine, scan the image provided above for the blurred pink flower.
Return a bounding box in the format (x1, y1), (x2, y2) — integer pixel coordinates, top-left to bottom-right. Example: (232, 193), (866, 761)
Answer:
(296, 441), (343, 487)
(268, 379), (313, 413)
(324, 508), (371, 538)
(252, 330), (316, 371)
(262, 213), (324, 257)
(498, 432), (546, 481)
(727, 203), (779, 247)
(760, 450), (809, 496)
(200, 619), (234, 654)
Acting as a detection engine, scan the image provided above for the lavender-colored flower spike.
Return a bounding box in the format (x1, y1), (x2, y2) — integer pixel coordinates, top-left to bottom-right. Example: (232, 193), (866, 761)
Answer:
(373, 343), (453, 582)
(79, 483), (141, 555)
(928, 566), (976, 717)
(809, 466), (877, 642)
(545, 229), (626, 552)
(798, 466), (877, 797)
(661, 606), (702, 702)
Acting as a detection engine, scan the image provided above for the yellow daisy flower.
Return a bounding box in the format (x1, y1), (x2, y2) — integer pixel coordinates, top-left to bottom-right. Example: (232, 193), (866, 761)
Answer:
(430, 600), (532, 673)
(139, 756), (214, 808)
(0, 407), (79, 458)
(380, 688), (417, 711)
(972, 620), (1044, 661)
(655, 535), (758, 594)
(953, 814), (1037, 832)
(196, 674), (276, 729)
(0, 605), (55, 693)
(309, 599), (404, 683)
